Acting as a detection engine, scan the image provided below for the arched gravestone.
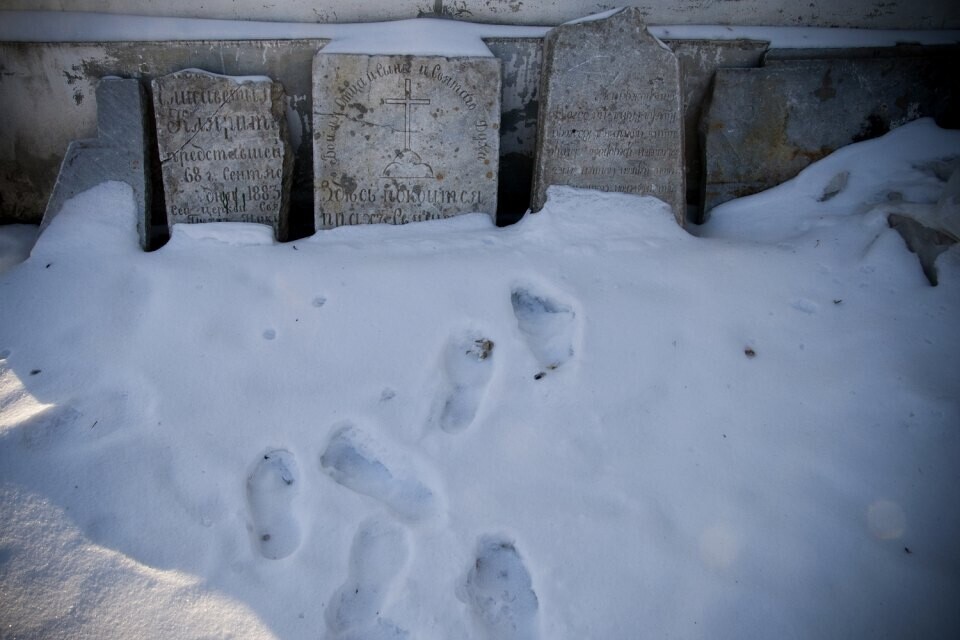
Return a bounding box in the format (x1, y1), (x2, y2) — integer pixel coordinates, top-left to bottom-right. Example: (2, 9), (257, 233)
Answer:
(531, 8), (686, 226)
(312, 54), (501, 229)
(152, 69), (293, 240)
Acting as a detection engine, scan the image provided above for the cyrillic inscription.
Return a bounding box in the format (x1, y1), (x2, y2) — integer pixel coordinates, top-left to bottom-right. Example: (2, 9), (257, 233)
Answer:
(313, 53), (501, 229)
(152, 70), (292, 239)
(531, 9), (686, 225)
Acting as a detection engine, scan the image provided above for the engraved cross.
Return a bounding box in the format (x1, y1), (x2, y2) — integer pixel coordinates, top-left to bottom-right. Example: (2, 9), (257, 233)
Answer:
(385, 79), (430, 150)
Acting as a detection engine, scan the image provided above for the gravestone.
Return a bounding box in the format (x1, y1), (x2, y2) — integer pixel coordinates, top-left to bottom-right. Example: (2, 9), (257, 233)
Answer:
(41, 78), (151, 248)
(313, 54), (500, 229)
(152, 69), (293, 240)
(531, 8), (686, 226)
(701, 47), (960, 215)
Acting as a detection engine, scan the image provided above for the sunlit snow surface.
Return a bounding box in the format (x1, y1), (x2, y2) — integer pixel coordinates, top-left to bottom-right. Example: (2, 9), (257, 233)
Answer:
(1, 119), (959, 639)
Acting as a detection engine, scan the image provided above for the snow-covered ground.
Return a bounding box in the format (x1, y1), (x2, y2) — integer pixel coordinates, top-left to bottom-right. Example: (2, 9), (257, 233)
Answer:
(1, 119), (958, 639)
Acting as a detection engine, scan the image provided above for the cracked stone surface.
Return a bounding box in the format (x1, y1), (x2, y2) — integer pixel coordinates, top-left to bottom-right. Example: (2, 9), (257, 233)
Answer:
(152, 69), (293, 240)
(312, 53), (500, 229)
(531, 8), (686, 226)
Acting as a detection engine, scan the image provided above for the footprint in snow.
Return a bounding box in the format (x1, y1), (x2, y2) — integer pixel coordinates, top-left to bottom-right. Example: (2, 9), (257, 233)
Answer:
(511, 286), (577, 373)
(246, 449), (300, 560)
(437, 332), (495, 434)
(326, 517), (410, 638)
(320, 423), (437, 522)
(462, 536), (539, 640)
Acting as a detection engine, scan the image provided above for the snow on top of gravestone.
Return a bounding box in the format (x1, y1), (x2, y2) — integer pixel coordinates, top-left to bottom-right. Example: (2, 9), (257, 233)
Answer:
(177, 68), (273, 83)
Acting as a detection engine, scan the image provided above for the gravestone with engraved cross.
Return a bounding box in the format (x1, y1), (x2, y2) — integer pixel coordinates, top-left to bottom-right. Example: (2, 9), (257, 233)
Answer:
(313, 53), (501, 229)
(531, 8), (686, 225)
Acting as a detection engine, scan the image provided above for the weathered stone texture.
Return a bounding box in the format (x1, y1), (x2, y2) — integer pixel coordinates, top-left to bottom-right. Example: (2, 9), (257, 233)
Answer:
(153, 69), (293, 240)
(41, 78), (151, 248)
(313, 54), (500, 229)
(701, 47), (960, 215)
(484, 38), (542, 223)
(669, 39), (767, 222)
(531, 8), (686, 225)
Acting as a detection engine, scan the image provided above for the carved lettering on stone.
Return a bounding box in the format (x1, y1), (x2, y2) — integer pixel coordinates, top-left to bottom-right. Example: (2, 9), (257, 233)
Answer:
(152, 69), (293, 240)
(313, 54), (500, 229)
(531, 8), (686, 225)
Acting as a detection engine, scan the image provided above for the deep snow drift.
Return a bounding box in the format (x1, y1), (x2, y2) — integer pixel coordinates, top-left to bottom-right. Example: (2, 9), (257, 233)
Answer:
(1, 119), (958, 639)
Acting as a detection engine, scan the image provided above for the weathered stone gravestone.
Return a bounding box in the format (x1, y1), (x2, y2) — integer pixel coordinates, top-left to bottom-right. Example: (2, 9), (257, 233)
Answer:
(42, 78), (151, 248)
(313, 54), (500, 229)
(152, 69), (293, 240)
(531, 8), (686, 226)
(701, 47), (960, 215)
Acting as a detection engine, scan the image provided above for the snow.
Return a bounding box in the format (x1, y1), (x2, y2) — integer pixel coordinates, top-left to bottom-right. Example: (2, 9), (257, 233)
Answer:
(0, 224), (38, 275)
(699, 119), (960, 243)
(1, 119), (959, 638)
(2, 10), (960, 50)
(179, 68), (275, 83)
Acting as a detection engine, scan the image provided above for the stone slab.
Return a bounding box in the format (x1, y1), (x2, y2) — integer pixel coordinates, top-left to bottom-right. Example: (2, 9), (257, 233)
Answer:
(41, 78), (151, 248)
(888, 214), (956, 286)
(313, 54), (500, 229)
(484, 38), (542, 224)
(669, 39), (767, 223)
(153, 69), (293, 240)
(531, 8), (686, 225)
(701, 48), (960, 215)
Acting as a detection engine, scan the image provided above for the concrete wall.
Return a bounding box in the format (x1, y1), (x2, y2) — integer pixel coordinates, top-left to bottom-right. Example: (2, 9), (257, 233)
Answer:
(1, 0), (958, 28)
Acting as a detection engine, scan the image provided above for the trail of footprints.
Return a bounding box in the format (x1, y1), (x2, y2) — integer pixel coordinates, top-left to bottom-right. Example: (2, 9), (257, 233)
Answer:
(244, 284), (575, 637)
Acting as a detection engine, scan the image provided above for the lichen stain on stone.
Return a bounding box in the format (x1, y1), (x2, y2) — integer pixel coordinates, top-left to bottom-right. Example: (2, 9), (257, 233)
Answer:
(340, 175), (358, 194)
(853, 113), (891, 142)
(63, 68), (84, 84)
(483, 0), (524, 13)
(813, 68), (837, 101)
(78, 52), (123, 83)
